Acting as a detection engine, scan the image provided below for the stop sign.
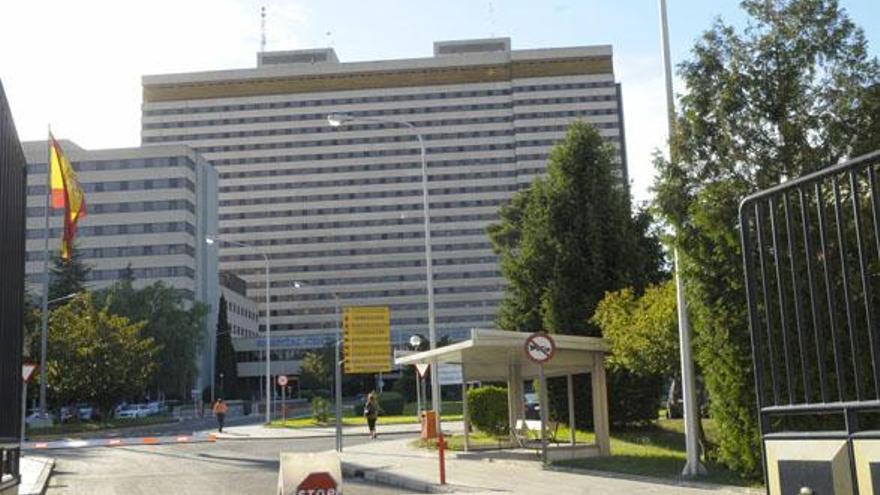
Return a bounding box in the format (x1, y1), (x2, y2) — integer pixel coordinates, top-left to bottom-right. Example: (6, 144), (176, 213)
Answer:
(296, 472), (338, 495)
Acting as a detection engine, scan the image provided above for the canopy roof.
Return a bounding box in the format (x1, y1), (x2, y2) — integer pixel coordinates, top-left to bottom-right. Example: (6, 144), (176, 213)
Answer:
(394, 329), (609, 381)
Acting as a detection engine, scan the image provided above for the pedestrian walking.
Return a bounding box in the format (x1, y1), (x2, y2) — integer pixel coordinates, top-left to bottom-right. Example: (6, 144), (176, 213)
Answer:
(363, 392), (381, 439)
(213, 398), (228, 433)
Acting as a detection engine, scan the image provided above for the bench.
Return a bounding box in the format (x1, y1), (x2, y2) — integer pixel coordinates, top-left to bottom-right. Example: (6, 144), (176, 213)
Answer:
(514, 419), (561, 447)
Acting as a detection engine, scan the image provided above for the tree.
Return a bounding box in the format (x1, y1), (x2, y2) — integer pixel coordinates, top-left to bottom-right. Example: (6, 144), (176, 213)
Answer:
(488, 121), (667, 429)
(96, 281), (207, 400)
(215, 295), (239, 399)
(653, 0), (880, 476)
(593, 281), (678, 378)
(488, 121), (665, 336)
(46, 293), (159, 416)
(48, 245), (91, 302)
(852, 83), (880, 156)
(300, 350), (331, 391)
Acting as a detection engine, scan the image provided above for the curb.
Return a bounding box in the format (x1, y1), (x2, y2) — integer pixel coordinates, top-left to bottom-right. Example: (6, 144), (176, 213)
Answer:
(215, 428), (421, 441)
(545, 464), (763, 494)
(19, 457), (54, 495)
(342, 461), (456, 493)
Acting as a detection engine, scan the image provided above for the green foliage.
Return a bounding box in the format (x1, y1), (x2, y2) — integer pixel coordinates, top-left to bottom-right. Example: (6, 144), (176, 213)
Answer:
(546, 372), (663, 431)
(488, 122), (666, 336)
(652, 0), (880, 476)
(467, 386), (509, 436)
(95, 280), (207, 400)
(215, 295), (239, 399)
(46, 293), (159, 416)
(853, 83), (880, 156)
(311, 397), (330, 423)
(299, 350), (331, 390)
(593, 281), (678, 377)
(48, 246), (91, 302)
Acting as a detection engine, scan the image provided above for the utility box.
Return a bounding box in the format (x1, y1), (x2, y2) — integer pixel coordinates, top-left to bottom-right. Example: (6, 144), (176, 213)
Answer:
(421, 410), (437, 440)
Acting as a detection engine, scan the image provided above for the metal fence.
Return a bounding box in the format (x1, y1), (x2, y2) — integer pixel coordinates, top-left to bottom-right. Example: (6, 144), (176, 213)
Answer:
(0, 441), (20, 490)
(740, 150), (880, 490)
(0, 79), (26, 490)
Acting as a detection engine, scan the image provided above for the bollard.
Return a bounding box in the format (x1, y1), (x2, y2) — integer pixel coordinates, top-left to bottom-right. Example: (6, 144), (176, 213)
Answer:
(438, 433), (447, 485)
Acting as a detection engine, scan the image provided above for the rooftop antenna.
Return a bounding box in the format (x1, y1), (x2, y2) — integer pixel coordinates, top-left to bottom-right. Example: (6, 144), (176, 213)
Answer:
(260, 6), (267, 53)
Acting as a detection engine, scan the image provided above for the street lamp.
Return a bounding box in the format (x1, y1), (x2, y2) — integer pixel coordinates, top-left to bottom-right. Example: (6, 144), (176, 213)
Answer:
(206, 236), (272, 423)
(327, 113), (441, 422)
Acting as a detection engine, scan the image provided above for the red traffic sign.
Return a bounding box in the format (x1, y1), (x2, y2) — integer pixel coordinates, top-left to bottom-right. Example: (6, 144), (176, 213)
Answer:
(296, 471), (338, 495)
(525, 333), (556, 364)
(277, 375), (289, 387)
(22, 363), (38, 383)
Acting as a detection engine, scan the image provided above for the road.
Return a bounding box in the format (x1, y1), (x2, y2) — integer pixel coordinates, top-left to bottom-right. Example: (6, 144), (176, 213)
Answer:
(45, 434), (409, 494)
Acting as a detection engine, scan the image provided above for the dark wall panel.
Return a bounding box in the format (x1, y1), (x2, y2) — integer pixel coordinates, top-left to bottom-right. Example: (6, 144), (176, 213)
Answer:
(0, 79), (26, 440)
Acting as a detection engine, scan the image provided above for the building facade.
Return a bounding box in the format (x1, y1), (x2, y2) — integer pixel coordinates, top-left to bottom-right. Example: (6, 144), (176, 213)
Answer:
(0, 79), (26, 489)
(141, 38), (627, 375)
(22, 142), (220, 392)
(220, 271), (260, 339)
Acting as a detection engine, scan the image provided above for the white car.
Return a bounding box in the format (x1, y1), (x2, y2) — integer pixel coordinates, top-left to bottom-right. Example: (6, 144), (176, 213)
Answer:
(116, 404), (149, 419)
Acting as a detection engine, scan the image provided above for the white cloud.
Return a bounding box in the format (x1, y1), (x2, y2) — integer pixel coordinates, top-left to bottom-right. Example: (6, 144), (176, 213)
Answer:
(0, 0), (307, 149)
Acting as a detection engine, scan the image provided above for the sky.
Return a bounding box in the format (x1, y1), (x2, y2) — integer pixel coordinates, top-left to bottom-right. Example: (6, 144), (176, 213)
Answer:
(1, 1), (878, 204)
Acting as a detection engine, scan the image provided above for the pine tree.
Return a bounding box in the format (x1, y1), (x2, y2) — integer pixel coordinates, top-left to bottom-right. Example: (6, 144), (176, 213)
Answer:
(48, 245), (91, 302)
(215, 295), (239, 399)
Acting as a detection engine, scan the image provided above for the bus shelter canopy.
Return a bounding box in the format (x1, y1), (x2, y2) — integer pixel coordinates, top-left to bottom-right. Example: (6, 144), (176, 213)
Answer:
(394, 328), (609, 381)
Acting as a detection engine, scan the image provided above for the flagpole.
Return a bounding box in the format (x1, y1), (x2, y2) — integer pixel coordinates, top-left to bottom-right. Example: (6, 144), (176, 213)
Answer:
(39, 128), (51, 417)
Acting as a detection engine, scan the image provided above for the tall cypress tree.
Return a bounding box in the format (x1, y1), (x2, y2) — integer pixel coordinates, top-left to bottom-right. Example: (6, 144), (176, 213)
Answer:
(48, 245), (91, 302)
(215, 295), (239, 399)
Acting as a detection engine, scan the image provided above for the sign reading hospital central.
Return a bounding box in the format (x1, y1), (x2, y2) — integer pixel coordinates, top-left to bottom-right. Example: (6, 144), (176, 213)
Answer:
(343, 306), (391, 374)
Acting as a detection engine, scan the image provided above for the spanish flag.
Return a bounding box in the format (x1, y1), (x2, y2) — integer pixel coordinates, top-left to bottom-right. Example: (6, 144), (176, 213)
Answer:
(48, 134), (87, 260)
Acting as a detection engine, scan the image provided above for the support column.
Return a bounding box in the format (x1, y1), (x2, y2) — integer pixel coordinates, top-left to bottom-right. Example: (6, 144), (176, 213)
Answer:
(567, 374), (576, 445)
(462, 381), (470, 452)
(591, 355), (611, 456)
(507, 363), (517, 442)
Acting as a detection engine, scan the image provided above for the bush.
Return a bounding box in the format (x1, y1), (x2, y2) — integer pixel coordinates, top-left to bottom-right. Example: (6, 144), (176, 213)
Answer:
(311, 397), (330, 423)
(467, 386), (509, 436)
(547, 369), (663, 431)
(353, 391), (405, 416)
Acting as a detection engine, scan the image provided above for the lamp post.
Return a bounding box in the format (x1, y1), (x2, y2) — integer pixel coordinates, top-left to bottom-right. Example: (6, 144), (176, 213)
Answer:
(32, 291), (77, 422)
(207, 236), (272, 423)
(327, 113), (440, 425)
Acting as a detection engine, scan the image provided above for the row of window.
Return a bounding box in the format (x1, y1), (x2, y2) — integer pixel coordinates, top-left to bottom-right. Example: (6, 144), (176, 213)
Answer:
(26, 243), (195, 262)
(190, 123), (617, 155)
(218, 227), (488, 250)
(87, 265), (195, 282)
(218, 156), (513, 180)
(144, 111), (618, 145)
(219, 212), (498, 236)
(143, 81), (617, 117)
(27, 221), (195, 239)
(220, 198), (506, 222)
(219, 183), (517, 207)
(27, 156), (195, 174)
(27, 177), (195, 196)
(274, 312), (495, 331)
(269, 297), (500, 318)
(207, 134), (621, 167)
(228, 254), (499, 280)
(221, 241), (493, 264)
(219, 169), (519, 194)
(26, 199), (195, 219)
(262, 283), (503, 305)
(226, 299), (258, 321)
(143, 96), (618, 130)
(235, 269), (503, 293)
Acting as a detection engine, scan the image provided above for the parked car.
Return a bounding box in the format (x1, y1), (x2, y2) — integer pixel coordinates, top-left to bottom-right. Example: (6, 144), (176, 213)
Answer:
(25, 410), (54, 426)
(59, 406), (77, 423)
(76, 403), (95, 421)
(144, 401), (164, 416)
(116, 404), (149, 419)
(524, 393), (540, 420)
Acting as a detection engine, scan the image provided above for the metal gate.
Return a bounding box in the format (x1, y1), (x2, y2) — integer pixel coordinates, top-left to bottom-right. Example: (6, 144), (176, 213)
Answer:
(740, 150), (880, 494)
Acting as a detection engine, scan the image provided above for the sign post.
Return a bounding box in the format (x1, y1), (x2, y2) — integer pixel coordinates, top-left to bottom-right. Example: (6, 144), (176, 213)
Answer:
(525, 333), (556, 465)
(278, 376), (288, 422)
(21, 363), (38, 444)
(415, 363), (429, 415)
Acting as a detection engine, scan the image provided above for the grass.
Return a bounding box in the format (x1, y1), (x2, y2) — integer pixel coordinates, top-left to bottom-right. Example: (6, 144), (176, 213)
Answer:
(416, 418), (759, 488)
(268, 401), (464, 428)
(28, 415), (176, 438)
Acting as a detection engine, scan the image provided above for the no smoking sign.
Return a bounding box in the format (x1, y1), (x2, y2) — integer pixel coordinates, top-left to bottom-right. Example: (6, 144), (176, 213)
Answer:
(525, 333), (556, 364)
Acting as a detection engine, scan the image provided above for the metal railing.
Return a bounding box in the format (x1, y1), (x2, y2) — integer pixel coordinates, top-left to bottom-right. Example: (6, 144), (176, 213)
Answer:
(740, 150), (880, 435)
(0, 441), (20, 490)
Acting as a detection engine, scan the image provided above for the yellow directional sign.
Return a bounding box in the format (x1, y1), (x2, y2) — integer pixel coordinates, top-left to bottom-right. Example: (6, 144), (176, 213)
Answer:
(343, 306), (391, 373)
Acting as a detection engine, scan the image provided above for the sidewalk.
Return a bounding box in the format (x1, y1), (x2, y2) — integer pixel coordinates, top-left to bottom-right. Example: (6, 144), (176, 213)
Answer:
(217, 421), (459, 440)
(18, 456), (54, 495)
(338, 436), (762, 495)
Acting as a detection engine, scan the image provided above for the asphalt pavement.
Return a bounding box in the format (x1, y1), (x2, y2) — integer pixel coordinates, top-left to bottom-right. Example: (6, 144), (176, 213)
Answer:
(44, 434), (412, 494)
